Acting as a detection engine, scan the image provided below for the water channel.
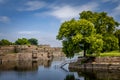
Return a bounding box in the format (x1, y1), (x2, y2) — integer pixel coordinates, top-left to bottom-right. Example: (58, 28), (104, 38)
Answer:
(0, 57), (120, 80)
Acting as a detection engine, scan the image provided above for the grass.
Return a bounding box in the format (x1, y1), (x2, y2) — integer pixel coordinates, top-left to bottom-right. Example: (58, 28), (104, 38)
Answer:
(99, 51), (120, 57)
(87, 50), (120, 57)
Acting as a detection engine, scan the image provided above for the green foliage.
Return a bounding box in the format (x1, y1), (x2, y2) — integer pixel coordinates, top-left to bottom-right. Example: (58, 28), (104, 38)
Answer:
(87, 51), (120, 57)
(57, 19), (103, 57)
(28, 38), (38, 45)
(57, 11), (120, 58)
(100, 51), (120, 57)
(80, 11), (119, 53)
(114, 29), (120, 51)
(62, 40), (80, 58)
(103, 34), (119, 52)
(80, 11), (119, 34)
(15, 38), (30, 45)
(0, 38), (39, 46)
(0, 39), (12, 46)
(88, 34), (103, 54)
(64, 74), (75, 80)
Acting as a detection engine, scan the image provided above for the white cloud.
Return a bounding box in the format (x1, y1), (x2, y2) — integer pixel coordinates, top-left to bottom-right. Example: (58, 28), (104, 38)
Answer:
(18, 31), (40, 35)
(0, 16), (10, 23)
(110, 4), (120, 18)
(115, 4), (120, 10)
(18, 1), (46, 11)
(37, 2), (98, 21)
(101, 0), (119, 3)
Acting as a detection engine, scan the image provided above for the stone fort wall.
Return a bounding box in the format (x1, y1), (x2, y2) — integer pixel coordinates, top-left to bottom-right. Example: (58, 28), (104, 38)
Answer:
(0, 45), (64, 61)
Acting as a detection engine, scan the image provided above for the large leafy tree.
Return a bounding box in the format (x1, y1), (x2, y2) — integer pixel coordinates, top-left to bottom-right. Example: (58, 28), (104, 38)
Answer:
(15, 38), (30, 45)
(57, 11), (119, 57)
(80, 11), (119, 52)
(0, 39), (12, 46)
(57, 19), (103, 57)
(114, 29), (120, 51)
(80, 11), (119, 34)
(28, 38), (38, 45)
(102, 34), (118, 52)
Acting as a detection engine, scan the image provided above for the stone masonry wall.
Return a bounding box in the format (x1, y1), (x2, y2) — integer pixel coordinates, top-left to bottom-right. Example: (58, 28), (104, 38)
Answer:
(69, 57), (120, 70)
(0, 54), (17, 61)
(0, 45), (64, 61)
(0, 46), (15, 54)
(94, 57), (120, 64)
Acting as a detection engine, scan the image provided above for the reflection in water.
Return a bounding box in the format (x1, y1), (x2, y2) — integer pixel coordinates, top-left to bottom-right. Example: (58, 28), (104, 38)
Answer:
(64, 74), (75, 80)
(0, 57), (120, 80)
(69, 68), (120, 80)
(0, 60), (52, 71)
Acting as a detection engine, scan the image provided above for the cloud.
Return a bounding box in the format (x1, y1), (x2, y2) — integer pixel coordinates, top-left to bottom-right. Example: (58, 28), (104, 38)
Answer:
(110, 4), (120, 18)
(37, 2), (98, 21)
(18, 1), (46, 11)
(18, 31), (40, 35)
(101, 0), (119, 3)
(0, 16), (10, 23)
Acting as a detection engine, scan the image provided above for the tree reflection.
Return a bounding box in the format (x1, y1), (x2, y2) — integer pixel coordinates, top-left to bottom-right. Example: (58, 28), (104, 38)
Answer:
(64, 74), (76, 80)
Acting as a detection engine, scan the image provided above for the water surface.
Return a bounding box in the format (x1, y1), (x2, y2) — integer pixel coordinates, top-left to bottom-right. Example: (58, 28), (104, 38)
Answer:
(0, 57), (120, 80)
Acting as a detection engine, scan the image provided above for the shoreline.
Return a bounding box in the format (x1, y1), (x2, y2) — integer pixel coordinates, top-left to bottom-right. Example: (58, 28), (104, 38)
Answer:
(69, 57), (120, 70)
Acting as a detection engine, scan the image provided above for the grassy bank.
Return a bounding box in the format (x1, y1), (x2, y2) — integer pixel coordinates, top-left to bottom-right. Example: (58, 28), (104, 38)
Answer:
(87, 50), (120, 57)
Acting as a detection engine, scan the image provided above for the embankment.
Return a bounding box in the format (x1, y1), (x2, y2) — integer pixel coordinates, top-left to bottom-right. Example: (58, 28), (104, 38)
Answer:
(69, 57), (120, 70)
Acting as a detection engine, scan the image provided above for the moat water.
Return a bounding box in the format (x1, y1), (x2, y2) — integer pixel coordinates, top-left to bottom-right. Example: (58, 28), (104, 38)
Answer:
(0, 57), (120, 80)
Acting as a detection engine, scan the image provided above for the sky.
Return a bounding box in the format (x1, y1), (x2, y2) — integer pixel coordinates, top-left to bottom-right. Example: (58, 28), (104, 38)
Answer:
(0, 0), (120, 47)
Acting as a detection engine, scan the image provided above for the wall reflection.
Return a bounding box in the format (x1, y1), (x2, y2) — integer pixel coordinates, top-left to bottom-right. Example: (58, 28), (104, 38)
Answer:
(0, 60), (52, 71)
(69, 68), (120, 80)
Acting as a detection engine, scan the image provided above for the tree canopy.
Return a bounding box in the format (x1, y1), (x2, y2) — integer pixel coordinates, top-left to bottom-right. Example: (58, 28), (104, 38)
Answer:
(15, 38), (38, 45)
(57, 11), (120, 57)
(15, 38), (30, 45)
(80, 11), (119, 34)
(0, 39), (12, 46)
(114, 29), (120, 51)
(0, 38), (39, 46)
(28, 38), (38, 45)
(57, 19), (103, 57)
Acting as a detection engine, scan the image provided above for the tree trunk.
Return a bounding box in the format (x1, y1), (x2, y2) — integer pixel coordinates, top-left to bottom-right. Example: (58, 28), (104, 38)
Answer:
(84, 44), (86, 57)
(119, 46), (120, 52)
(119, 40), (120, 52)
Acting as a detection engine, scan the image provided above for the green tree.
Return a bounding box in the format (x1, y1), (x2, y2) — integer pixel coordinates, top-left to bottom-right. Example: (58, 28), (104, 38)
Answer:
(0, 39), (12, 46)
(102, 34), (119, 52)
(15, 38), (30, 45)
(80, 11), (119, 52)
(114, 29), (120, 51)
(57, 11), (119, 57)
(80, 11), (119, 34)
(28, 38), (38, 45)
(57, 19), (103, 57)
(87, 34), (103, 54)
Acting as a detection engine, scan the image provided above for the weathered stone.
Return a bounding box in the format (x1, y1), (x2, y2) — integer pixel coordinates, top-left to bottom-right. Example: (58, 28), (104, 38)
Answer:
(0, 45), (64, 61)
(69, 57), (120, 70)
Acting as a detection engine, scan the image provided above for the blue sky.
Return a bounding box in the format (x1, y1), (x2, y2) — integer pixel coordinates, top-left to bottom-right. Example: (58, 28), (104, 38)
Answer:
(0, 0), (120, 47)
